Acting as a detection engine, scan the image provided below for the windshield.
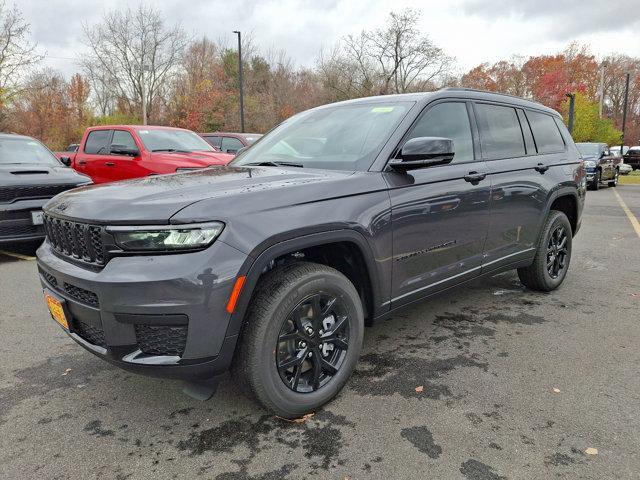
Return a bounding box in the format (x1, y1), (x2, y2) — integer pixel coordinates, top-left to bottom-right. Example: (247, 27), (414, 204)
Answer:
(0, 137), (60, 166)
(138, 129), (215, 153)
(576, 143), (600, 157)
(232, 102), (412, 171)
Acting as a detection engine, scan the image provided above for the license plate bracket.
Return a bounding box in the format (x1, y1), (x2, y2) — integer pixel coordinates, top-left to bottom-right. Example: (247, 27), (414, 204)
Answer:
(31, 210), (44, 225)
(44, 291), (69, 330)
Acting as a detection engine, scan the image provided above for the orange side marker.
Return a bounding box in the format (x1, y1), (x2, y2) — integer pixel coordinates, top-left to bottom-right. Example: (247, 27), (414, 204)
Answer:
(226, 276), (246, 313)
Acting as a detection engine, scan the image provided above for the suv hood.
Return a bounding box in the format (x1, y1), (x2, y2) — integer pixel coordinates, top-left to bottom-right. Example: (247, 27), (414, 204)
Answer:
(44, 166), (359, 224)
(151, 150), (234, 167)
(0, 163), (90, 186)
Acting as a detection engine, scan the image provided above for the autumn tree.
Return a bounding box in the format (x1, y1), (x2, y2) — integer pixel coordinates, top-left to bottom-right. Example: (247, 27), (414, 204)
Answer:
(561, 92), (621, 145)
(82, 4), (188, 124)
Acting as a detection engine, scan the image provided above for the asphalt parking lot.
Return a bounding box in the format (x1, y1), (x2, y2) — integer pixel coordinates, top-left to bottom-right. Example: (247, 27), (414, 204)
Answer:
(1, 186), (639, 480)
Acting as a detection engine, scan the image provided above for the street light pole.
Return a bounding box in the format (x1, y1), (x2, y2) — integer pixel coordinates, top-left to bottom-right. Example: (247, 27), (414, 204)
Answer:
(620, 72), (630, 153)
(598, 63), (606, 118)
(233, 30), (245, 133)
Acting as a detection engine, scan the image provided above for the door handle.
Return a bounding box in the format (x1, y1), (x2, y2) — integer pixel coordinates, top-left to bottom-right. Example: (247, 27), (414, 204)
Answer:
(535, 163), (549, 173)
(105, 162), (115, 167)
(77, 160), (86, 165)
(463, 171), (487, 183)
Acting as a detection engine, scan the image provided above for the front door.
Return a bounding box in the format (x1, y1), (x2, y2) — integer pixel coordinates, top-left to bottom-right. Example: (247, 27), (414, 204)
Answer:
(106, 130), (143, 181)
(384, 101), (491, 307)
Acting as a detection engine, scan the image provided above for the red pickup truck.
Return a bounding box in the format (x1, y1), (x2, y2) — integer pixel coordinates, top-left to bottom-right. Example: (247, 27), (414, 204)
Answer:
(58, 125), (234, 184)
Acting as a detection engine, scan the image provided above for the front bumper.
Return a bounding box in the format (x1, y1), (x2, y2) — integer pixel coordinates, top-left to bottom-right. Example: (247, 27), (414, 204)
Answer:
(0, 199), (47, 243)
(37, 239), (247, 380)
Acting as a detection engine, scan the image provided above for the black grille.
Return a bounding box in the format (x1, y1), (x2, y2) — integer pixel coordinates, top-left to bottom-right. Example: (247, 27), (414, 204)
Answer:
(0, 184), (75, 203)
(63, 282), (99, 307)
(135, 325), (188, 357)
(43, 214), (106, 266)
(74, 321), (107, 347)
(0, 223), (43, 237)
(38, 267), (58, 287)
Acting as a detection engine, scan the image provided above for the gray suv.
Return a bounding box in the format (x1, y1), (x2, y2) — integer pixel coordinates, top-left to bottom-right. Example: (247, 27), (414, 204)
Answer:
(36, 88), (586, 417)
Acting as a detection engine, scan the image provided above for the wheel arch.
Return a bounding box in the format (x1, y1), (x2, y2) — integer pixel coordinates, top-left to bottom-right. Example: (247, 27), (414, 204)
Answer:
(225, 229), (382, 339)
(545, 188), (579, 236)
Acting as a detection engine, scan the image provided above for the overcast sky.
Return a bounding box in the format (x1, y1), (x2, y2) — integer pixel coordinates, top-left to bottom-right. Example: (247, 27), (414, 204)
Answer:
(21, 0), (640, 78)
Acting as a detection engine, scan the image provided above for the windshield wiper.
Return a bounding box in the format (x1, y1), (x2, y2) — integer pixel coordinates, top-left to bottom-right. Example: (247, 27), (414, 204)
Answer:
(152, 148), (192, 153)
(244, 161), (304, 168)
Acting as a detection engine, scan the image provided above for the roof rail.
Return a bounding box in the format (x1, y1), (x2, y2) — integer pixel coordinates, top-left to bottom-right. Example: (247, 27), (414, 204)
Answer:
(439, 87), (541, 104)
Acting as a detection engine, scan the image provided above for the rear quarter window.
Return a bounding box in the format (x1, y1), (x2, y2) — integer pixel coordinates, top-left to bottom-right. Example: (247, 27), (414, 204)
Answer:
(526, 111), (565, 154)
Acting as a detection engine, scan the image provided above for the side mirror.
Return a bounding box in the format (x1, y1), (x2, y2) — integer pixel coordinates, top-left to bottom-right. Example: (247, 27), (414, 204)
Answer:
(110, 145), (139, 156)
(60, 156), (72, 167)
(388, 137), (455, 171)
(235, 146), (248, 156)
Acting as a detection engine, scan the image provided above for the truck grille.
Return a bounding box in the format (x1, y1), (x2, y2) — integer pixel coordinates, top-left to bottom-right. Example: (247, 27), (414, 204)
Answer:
(0, 184), (76, 203)
(135, 325), (188, 357)
(43, 214), (106, 266)
(0, 223), (43, 237)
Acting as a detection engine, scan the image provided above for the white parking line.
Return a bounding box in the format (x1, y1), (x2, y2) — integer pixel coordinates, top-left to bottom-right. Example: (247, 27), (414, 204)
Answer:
(0, 250), (36, 261)
(613, 189), (640, 239)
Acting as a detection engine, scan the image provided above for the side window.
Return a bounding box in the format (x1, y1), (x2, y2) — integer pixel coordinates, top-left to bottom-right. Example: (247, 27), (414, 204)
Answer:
(221, 137), (244, 153)
(111, 130), (137, 150)
(475, 104), (525, 160)
(526, 111), (565, 154)
(405, 102), (474, 163)
(517, 109), (536, 154)
(204, 136), (222, 148)
(84, 130), (112, 155)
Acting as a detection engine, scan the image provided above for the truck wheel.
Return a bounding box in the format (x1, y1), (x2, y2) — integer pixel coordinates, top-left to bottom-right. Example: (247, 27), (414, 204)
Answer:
(232, 262), (364, 418)
(517, 210), (572, 292)
(590, 171), (601, 190)
(608, 169), (619, 187)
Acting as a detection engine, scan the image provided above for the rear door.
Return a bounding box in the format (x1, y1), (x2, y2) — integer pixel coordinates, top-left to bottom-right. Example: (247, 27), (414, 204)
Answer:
(478, 103), (566, 271)
(385, 100), (491, 306)
(76, 129), (112, 184)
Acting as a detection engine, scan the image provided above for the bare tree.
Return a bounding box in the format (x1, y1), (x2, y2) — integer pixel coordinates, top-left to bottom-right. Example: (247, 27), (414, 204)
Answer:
(81, 4), (188, 123)
(318, 9), (454, 99)
(0, 2), (41, 126)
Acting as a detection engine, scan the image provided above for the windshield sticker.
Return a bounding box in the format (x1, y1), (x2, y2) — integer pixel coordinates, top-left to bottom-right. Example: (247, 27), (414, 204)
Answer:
(371, 106), (395, 113)
(139, 130), (149, 134)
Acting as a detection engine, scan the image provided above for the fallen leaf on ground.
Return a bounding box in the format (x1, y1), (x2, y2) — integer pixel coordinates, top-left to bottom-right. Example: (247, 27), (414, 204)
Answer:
(62, 368), (72, 376)
(277, 413), (315, 423)
(585, 447), (598, 455)
(552, 388), (561, 393)
(415, 385), (424, 393)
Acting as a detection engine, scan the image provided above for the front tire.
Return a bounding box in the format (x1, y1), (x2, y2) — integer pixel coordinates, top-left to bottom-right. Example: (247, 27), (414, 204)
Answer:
(232, 262), (364, 418)
(608, 169), (619, 187)
(517, 210), (572, 292)
(589, 171), (601, 190)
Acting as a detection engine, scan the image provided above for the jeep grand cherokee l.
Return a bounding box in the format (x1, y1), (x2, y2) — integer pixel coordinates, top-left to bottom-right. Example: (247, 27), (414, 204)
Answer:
(36, 88), (585, 418)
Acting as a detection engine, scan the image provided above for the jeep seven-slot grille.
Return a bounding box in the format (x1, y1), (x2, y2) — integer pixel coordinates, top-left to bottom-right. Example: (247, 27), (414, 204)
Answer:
(43, 214), (106, 266)
(134, 325), (188, 357)
(0, 184), (76, 204)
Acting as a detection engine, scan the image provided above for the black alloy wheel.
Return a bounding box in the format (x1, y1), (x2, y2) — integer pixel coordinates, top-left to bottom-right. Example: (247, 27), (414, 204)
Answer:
(546, 225), (568, 279)
(277, 293), (350, 393)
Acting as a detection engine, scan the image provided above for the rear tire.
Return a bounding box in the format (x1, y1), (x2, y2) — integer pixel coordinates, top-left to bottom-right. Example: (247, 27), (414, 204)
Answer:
(231, 262), (364, 418)
(517, 210), (572, 292)
(608, 169), (619, 187)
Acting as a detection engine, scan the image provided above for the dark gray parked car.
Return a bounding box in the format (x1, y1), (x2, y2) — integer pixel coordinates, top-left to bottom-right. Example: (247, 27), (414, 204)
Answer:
(0, 133), (90, 244)
(575, 142), (619, 190)
(36, 88), (585, 417)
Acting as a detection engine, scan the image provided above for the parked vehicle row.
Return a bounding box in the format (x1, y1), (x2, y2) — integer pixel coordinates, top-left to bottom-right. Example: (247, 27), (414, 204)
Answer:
(200, 132), (262, 154)
(575, 142), (620, 190)
(36, 88), (585, 417)
(57, 125), (234, 184)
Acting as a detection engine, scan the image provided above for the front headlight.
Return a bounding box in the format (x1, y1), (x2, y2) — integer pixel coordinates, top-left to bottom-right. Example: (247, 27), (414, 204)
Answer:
(108, 222), (224, 251)
(583, 160), (597, 168)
